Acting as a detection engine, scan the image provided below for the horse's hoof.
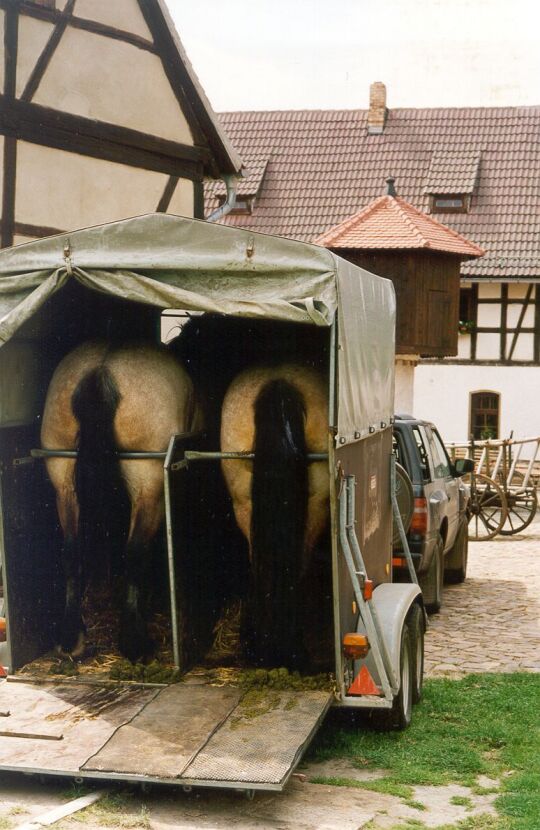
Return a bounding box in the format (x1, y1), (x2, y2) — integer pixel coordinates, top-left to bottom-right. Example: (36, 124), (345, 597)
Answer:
(56, 630), (86, 659)
(119, 616), (154, 664)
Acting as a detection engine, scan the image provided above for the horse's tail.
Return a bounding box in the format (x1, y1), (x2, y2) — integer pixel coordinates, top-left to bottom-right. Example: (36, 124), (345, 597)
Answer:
(249, 378), (308, 667)
(71, 365), (129, 574)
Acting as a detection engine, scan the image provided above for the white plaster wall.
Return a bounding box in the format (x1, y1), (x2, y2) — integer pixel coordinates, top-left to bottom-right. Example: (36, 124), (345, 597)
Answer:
(16, 16), (55, 97)
(75, 0), (153, 39)
(34, 28), (193, 144)
(395, 361), (416, 415)
(414, 363), (540, 443)
(15, 141), (169, 230)
(167, 181), (195, 218)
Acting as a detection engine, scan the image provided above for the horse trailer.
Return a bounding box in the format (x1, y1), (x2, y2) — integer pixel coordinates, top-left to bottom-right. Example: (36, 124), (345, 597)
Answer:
(0, 214), (424, 794)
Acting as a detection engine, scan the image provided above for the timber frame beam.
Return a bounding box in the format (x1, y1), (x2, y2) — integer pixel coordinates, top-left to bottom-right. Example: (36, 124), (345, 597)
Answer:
(0, 96), (208, 181)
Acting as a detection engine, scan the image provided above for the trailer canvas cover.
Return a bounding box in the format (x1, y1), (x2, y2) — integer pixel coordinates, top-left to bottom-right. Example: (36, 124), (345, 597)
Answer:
(0, 214), (395, 444)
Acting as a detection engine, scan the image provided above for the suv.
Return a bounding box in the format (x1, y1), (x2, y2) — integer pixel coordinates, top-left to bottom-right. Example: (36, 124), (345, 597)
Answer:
(393, 415), (473, 613)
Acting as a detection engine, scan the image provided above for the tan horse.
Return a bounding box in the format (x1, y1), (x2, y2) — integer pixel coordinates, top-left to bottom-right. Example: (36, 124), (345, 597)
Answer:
(221, 364), (329, 668)
(41, 340), (203, 661)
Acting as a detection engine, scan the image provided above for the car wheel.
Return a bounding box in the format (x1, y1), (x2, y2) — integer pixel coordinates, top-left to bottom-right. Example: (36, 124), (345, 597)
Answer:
(420, 534), (444, 614)
(444, 516), (468, 584)
(407, 603), (425, 704)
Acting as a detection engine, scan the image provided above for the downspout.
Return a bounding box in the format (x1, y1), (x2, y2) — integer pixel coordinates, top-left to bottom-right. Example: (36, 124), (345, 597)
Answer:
(206, 173), (240, 222)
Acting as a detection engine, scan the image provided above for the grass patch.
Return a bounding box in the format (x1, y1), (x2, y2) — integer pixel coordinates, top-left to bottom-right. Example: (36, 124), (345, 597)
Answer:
(450, 795), (474, 809)
(69, 791), (150, 829)
(0, 819), (13, 830)
(308, 673), (539, 829)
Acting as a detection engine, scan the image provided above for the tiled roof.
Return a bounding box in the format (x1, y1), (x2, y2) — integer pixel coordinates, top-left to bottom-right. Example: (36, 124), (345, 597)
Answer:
(315, 195), (484, 258)
(209, 157), (268, 198)
(204, 106), (540, 278)
(424, 149), (481, 194)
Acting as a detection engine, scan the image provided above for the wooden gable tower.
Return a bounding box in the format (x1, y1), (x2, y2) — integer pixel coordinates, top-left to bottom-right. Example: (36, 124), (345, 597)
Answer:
(0, 0), (241, 248)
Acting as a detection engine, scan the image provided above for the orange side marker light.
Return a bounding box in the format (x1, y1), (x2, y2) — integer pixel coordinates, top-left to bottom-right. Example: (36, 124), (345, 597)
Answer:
(343, 633), (369, 660)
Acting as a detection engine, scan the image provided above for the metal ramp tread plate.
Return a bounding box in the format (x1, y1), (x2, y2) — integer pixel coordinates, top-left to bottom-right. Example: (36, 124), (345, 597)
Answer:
(180, 689), (332, 788)
(0, 680), (332, 791)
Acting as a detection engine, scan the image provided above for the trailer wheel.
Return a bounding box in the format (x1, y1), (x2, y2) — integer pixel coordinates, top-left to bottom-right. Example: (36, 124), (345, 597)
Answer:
(408, 603), (425, 704)
(374, 622), (413, 731)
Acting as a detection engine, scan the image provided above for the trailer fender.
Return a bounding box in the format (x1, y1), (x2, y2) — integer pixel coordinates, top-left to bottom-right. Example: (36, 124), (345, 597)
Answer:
(355, 583), (423, 690)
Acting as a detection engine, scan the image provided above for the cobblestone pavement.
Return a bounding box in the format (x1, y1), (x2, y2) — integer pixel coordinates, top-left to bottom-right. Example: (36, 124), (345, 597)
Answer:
(425, 516), (540, 675)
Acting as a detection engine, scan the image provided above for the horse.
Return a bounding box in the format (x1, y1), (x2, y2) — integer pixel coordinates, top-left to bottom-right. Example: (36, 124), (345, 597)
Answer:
(41, 340), (204, 662)
(220, 363), (330, 670)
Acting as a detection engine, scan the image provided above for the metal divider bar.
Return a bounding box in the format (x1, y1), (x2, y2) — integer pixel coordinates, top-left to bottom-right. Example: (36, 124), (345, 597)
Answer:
(339, 477), (395, 702)
(163, 435), (181, 670)
(182, 451), (329, 462)
(390, 455), (418, 585)
(31, 449), (167, 460)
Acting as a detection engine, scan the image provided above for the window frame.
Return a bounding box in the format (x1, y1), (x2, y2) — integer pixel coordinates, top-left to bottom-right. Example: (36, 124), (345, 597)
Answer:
(469, 390), (501, 441)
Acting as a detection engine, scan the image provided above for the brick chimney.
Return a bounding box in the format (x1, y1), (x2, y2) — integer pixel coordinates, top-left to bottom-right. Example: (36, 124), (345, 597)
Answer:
(367, 82), (387, 134)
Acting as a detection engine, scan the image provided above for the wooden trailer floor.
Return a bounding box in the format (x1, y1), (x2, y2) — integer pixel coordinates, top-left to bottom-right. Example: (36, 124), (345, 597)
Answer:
(0, 676), (332, 791)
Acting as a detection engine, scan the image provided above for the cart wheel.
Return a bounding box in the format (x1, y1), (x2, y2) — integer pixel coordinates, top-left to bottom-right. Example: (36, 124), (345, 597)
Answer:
(374, 622), (413, 731)
(464, 473), (507, 541)
(499, 487), (538, 535)
(420, 534), (444, 614)
(407, 604), (425, 704)
(444, 515), (468, 584)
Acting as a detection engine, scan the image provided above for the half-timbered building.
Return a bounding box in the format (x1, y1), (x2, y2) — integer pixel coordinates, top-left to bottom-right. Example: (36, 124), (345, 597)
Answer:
(1, 0), (241, 248)
(205, 85), (540, 441)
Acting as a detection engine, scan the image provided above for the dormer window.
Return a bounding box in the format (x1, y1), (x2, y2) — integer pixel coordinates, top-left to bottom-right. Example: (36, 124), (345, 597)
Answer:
(431, 194), (469, 214)
(206, 157), (268, 220)
(216, 196), (253, 215)
(425, 150), (480, 215)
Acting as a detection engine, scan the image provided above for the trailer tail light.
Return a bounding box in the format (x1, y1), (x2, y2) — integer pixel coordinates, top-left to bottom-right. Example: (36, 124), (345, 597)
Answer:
(343, 633), (369, 660)
(363, 579), (373, 600)
(410, 497), (428, 534)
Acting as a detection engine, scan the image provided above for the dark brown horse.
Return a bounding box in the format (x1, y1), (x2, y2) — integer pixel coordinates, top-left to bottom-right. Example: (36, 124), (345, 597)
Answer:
(220, 364), (330, 669)
(41, 340), (203, 661)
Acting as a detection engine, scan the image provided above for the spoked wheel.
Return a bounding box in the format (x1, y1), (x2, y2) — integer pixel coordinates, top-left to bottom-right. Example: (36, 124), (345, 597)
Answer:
(463, 473), (507, 541)
(499, 486), (538, 535)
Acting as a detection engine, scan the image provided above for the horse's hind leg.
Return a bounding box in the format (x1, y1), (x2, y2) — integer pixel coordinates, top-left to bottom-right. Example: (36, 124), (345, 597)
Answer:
(118, 488), (163, 663)
(56, 487), (86, 657)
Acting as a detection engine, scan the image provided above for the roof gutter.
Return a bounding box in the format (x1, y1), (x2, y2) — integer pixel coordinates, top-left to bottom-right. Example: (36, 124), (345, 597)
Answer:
(206, 174), (240, 223)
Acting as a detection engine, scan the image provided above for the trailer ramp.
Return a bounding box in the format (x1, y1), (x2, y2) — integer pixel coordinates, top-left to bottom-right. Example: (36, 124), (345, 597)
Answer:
(0, 679), (332, 792)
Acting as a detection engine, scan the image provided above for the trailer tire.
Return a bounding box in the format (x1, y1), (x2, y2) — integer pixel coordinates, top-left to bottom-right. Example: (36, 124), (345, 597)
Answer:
(408, 603), (425, 704)
(374, 622), (413, 731)
(420, 534), (444, 614)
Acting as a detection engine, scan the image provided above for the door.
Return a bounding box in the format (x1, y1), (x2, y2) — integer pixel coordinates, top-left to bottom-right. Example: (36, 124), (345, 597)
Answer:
(425, 427), (459, 549)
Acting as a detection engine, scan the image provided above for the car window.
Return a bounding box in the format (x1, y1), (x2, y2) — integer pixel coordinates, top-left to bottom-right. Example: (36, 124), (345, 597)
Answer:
(411, 426), (431, 482)
(427, 429), (452, 479)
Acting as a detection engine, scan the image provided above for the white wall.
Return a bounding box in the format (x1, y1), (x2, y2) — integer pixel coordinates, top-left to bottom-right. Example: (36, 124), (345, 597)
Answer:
(395, 358), (416, 415)
(414, 363), (540, 443)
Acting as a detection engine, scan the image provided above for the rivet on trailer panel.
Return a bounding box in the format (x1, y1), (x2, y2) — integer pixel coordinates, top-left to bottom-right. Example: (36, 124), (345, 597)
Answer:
(354, 431), (361, 439)
(369, 426), (376, 433)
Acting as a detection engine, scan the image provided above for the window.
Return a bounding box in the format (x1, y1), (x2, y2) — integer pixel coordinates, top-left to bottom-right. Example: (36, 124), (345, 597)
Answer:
(430, 194), (469, 214)
(470, 392), (500, 440)
(412, 426), (430, 482)
(428, 430), (452, 479)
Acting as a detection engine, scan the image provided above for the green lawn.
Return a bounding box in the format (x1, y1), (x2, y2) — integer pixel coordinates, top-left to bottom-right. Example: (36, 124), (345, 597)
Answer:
(307, 673), (540, 830)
